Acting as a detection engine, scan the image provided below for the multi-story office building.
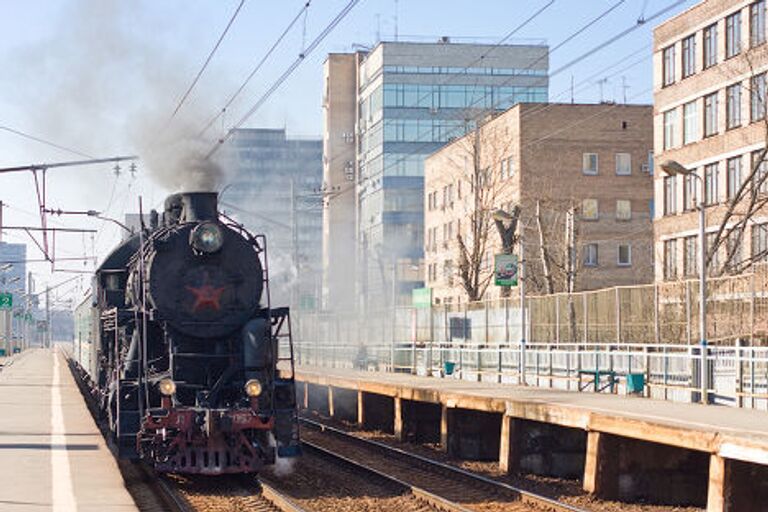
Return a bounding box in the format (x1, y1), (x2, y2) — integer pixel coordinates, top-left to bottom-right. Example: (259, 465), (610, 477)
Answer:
(424, 103), (654, 303)
(654, 0), (768, 281)
(322, 53), (361, 313)
(224, 128), (323, 308)
(323, 40), (549, 311)
(0, 242), (26, 304)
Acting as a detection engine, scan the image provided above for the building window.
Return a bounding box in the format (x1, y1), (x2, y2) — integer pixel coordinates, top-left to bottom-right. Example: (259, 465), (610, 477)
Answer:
(664, 239), (677, 279)
(753, 223), (768, 262)
(616, 199), (631, 221)
(726, 83), (742, 129)
(707, 233), (720, 275)
(751, 1), (766, 47)
(683, 100), (698, 144)
(582, 153), (598, 175)
(704, 92), (718, 137)
(684, 172), (699, 210)
(663, 109), (678, 149)
(684, 236), (698, 276)
(727, 156), (742, 200)
(704, 23), (718, 68)
(752, 150), (768, 194)
(618, 244), (632, 266)
(664, 175), (677, 215)
(581, 199), (599, 220)
(662, 45), (676, 86)
(615, 153), (631, 175)
(726, 11), (742, 58)
(682, 34), (696, 78)
(726, 228), (743, 272)
(583, 243), (598, 267)
(705, 163), (719, 205)
(752, 73), (766, 122)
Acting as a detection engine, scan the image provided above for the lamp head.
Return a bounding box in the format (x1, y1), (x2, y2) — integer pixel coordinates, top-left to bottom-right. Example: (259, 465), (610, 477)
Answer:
(660, 159), (690, 177)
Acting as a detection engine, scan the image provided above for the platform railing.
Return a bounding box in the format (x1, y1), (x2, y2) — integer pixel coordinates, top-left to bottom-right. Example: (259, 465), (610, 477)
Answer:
(293, 340), (768, 410)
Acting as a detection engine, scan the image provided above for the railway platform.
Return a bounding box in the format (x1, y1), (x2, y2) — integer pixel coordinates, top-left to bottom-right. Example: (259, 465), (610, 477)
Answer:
(0, 347), (136, 511)
(296, 364), (768, 511)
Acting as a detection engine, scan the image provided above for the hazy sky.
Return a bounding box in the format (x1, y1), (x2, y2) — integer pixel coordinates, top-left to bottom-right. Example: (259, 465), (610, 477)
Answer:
(0, 0), (697, 303)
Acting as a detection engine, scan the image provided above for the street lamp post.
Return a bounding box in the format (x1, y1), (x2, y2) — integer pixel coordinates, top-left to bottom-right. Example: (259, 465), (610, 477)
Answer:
(661, 160), (708, 404)
(492, 208), (525, 385)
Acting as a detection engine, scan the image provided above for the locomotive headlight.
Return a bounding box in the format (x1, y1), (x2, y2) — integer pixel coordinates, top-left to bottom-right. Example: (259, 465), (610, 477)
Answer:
(244, 379), (263, 397)
(191, 222), (224, 254)
(158, 378), (177, 396)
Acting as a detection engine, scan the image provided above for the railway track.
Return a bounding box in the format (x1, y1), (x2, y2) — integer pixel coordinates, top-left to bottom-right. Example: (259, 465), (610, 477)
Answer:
(299, 417), (589, 512)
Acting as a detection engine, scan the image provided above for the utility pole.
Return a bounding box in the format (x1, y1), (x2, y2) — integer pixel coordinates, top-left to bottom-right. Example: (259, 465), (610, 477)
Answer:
(0, 200), (4, 242)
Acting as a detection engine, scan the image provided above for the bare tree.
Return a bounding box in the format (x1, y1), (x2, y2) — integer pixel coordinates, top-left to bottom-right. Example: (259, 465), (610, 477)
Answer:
(704, 49), (768, 275)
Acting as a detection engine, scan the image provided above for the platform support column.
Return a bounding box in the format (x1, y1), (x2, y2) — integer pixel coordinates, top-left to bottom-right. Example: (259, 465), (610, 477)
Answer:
(583, 431), (618, 499)
(394, 396), (404, 441)
(498, 415), (520, 473)
(357, 390), (365, 426)
(439, 404), (449, 451)
(327, 386), (335, 417)
(707, 455), (730, 512)
(303, 382), (309, 409)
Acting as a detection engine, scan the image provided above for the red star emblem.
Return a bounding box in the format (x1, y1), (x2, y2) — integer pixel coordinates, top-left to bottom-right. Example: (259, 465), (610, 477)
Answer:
(186, 278), (226, 312)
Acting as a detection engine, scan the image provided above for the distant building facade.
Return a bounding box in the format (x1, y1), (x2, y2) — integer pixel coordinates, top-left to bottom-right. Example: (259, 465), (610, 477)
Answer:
(323, 40), (549, 311)
(653, 0), (768, 281)
(424, 103), (654, 304)
(224, 128), (323, 308)
(0, 242), (26, 305)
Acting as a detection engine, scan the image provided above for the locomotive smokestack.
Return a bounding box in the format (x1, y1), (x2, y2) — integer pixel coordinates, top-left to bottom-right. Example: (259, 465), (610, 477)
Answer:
(180, 192), (218, 222)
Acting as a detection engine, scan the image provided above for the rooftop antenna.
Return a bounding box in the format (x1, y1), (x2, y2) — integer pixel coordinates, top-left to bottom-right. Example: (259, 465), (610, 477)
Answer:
(570, 75), (574, 104)
(621, 75), (630, 104)
(597, 77), (608, 103)
(394, 0), (398, 42)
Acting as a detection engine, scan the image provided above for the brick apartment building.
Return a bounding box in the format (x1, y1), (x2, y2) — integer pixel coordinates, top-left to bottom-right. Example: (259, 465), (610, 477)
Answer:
(654, 0), (768, 281)
(424, 103), (654, 304)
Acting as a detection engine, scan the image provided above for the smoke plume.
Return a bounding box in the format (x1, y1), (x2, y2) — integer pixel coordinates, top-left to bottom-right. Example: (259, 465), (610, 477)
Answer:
(2, 0), (234, 194)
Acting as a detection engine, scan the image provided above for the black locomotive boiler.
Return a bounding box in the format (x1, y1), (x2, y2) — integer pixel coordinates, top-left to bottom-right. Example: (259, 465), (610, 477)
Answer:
(74, 191), (300, 474)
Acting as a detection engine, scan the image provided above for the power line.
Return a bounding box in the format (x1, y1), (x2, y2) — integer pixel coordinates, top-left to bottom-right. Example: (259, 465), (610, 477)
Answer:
(199, 1), (312, 137)
(205, 0), (361, 159)
(167, 0), (247, 124)
(363, 0), (687, 185)
(0, 125), (94, 159)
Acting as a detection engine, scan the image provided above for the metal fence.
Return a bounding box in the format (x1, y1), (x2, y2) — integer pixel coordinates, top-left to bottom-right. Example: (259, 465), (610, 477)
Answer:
(293, 266), (768, 409)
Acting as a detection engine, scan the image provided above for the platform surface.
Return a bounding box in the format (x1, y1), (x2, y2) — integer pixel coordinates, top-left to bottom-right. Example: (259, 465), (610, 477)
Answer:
(296, 365), (768, 465)
(0, 347), (137, 511)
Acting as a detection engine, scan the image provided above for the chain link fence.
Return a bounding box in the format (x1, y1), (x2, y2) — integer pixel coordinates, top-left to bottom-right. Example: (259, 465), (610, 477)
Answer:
(293, 265), (768, 409)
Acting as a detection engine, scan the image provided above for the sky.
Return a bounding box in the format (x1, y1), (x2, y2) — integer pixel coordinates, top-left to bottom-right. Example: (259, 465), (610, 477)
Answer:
(0, 0), (699, 305)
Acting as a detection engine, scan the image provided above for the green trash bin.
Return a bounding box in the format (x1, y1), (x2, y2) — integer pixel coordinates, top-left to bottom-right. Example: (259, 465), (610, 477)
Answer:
(626, 373), (645, 394)
(0, 348), (6, 357)
(444, 361), (456, 376)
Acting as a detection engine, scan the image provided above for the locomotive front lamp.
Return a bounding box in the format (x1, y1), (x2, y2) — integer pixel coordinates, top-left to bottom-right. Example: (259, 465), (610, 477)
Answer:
(244, 379), (263, 397)
(191, 222), (224, 254)
(158, 378), (177, 396)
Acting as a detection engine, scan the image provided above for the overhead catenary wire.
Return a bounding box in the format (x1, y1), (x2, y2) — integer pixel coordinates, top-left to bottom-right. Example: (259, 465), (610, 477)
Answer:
(205, 0), (361, 159)
(352, 0), (688, 187)
(199, 1), (313, 138)
(166, 0), (247, 125)
(0, 125), (94, 159)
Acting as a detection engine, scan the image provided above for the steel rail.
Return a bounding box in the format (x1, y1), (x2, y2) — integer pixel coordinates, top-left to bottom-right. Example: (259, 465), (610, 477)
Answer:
(300, 417), (588, 512)
(301, 440), (473, 512)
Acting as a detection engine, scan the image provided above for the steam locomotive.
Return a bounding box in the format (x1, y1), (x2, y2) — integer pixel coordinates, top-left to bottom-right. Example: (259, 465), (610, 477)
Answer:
(73, 191), (300, 474)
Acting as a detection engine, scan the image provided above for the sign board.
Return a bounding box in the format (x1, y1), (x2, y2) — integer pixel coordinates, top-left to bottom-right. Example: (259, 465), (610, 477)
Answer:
(298, 295), (316, 311)
(494, 253), (519, 286)
(0, 293), (12, 310)
(412, 287), (432, 309)
(36, 320), (47, 333)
